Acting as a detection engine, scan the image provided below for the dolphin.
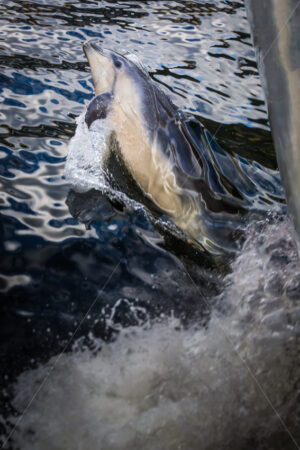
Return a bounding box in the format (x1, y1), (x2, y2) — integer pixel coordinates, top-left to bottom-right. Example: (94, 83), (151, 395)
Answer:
(82, 41), (284, 256)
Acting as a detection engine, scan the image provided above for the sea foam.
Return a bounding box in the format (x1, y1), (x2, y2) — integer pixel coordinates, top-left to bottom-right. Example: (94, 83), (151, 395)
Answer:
(3, 219), (300, 450)
(64, 109), (111, 190)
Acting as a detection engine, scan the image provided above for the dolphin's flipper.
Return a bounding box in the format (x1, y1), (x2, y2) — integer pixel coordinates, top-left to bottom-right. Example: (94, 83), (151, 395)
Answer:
(85, 92), (113, 128)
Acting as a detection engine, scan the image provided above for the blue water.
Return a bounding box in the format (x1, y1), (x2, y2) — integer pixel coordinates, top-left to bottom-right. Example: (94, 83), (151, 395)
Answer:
(0, 1), (298, 449)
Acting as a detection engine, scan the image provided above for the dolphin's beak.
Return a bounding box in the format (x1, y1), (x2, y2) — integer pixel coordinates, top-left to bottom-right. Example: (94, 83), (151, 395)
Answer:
(83, 41), (106, 57)
(83, 41), (114, 95)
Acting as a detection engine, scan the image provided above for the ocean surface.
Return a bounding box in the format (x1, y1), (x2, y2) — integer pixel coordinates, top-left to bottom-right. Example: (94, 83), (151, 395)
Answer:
(0, 1), (299, 449)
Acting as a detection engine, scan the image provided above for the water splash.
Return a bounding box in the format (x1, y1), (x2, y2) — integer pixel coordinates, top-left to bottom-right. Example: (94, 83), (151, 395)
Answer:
(4, 218), (300, 450)
(64, 109), (112, 190)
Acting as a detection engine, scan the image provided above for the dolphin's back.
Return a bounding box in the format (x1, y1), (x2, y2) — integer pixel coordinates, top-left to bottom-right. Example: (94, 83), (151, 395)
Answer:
(151, 83), (260, 214)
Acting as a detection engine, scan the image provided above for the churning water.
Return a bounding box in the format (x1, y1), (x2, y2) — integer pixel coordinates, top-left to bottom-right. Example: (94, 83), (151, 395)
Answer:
(0, 1), (299, 449)
(4, 219), (300, 450)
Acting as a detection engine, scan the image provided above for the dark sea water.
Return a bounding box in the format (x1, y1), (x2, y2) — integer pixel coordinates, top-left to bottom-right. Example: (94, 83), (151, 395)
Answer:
(0, 1), (299, 449)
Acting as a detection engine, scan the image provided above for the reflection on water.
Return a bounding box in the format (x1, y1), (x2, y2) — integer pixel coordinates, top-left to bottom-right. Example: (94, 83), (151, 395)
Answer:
(0, 1), (298, 449)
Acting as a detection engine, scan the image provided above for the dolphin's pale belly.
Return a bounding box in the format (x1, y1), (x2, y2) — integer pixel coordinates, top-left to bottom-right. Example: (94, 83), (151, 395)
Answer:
(108, 105), (199, 239)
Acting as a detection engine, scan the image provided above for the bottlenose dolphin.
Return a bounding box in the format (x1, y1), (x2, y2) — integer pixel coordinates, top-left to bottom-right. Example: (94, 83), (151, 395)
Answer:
(83, 41), (284, 255)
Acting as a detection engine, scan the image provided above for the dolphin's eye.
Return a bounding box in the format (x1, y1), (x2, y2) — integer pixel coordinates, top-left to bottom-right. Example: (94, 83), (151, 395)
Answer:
(114, 60), (122, 69)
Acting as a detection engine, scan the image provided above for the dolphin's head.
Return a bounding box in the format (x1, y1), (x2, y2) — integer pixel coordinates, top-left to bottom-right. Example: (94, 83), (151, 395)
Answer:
(83, 41), (145, 95)
(83, 41), (157, 132)
(83, 41), (120, 94)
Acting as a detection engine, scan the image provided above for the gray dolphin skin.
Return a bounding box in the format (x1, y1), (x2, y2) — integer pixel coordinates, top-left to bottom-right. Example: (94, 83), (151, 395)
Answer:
(83, 41), (283, 256)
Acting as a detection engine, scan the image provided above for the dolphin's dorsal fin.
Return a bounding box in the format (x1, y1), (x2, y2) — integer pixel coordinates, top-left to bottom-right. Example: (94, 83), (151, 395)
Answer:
(85, 92), (113, 128)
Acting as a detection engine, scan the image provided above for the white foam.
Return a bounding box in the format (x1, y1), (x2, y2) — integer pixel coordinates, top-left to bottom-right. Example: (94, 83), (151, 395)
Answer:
(64, 109), (112, 190)
(3, 219), (300, 450)
(63, 106), (158, 220)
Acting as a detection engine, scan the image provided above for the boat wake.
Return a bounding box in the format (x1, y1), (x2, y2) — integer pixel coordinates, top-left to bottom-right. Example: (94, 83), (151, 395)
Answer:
(3, 218), (300, 450)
